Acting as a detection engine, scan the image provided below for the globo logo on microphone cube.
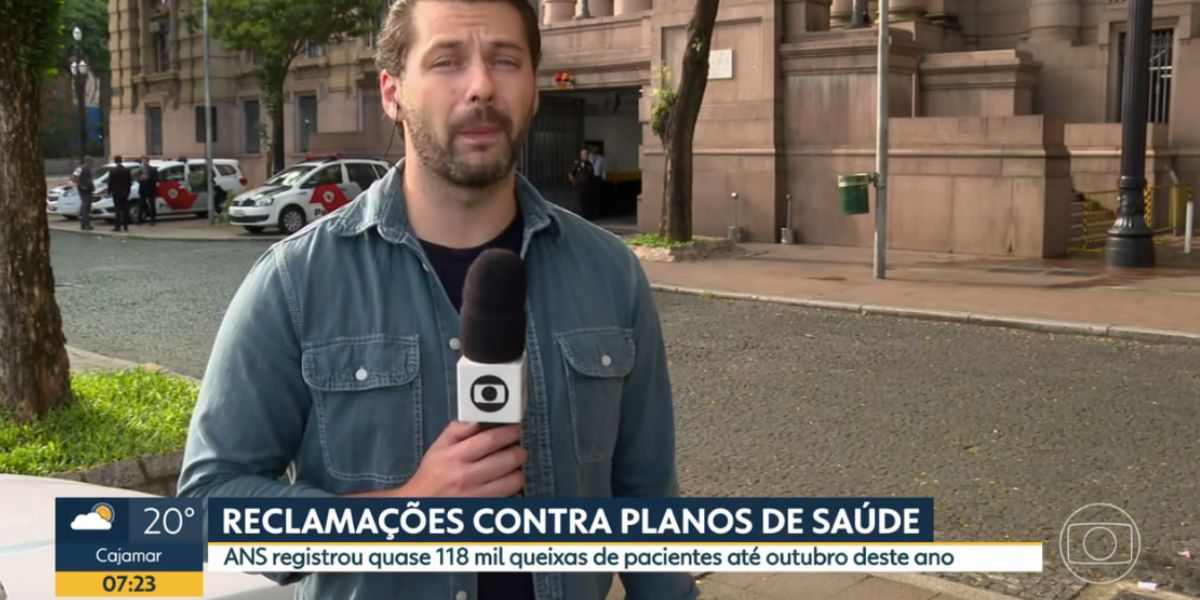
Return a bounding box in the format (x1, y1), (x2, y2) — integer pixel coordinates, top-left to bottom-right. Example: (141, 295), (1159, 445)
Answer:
(457, 355), (526, 424)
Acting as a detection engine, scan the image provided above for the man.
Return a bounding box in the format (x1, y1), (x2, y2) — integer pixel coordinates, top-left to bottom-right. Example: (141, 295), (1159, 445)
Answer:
(567, 146), (597, 218)
(107, 156), (133, 232)
(587, 143), (606, 180)
(177, 0), (694, 600)
(72, 157), (95, 230)
(137, 156), (158, 225)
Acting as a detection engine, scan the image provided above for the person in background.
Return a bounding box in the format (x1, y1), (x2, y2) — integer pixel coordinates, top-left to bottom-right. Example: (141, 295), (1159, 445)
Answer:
(568, 146), (597, 218)
(587, 142), (606, 180)
(72, 157), (95, 231)
(137, 156), (158, 225)
(107, 156), (134, 233)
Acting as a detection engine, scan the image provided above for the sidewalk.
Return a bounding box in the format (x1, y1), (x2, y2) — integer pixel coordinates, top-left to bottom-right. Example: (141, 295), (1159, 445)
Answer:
(641, 239), (1200, 343)
(47, 214), (286, 242)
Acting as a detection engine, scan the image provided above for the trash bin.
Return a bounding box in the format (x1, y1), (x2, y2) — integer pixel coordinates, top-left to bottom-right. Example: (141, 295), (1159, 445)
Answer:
(837, 173), (872, 215)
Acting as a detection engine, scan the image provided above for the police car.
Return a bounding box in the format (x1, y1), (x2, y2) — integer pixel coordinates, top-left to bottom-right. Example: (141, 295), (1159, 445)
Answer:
(228, 156), (391, 234)
(48, 159), (247, 222)
(46, 162), (122, 219)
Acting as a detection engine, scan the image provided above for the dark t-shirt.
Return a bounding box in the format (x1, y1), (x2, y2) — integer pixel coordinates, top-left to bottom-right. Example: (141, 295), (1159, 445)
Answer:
(418, 209), (534, 600)
(419, 211), (524, 312)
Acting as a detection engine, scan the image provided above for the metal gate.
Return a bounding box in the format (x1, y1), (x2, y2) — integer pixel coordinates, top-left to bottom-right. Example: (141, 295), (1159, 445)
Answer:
(520, 94), (584, 207)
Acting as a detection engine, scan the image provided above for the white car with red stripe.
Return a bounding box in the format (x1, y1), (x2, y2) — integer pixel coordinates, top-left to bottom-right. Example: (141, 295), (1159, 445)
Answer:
(228, 157), (391, 235)
(85, 159), (248, 222)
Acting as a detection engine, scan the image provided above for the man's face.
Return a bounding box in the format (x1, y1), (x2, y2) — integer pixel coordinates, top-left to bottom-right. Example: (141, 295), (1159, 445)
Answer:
(580, 149), (589, 161)
(385, 1), (538, 189)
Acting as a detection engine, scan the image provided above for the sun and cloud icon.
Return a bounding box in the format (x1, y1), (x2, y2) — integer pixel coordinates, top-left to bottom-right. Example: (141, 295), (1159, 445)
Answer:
(70, 502), (116, 531)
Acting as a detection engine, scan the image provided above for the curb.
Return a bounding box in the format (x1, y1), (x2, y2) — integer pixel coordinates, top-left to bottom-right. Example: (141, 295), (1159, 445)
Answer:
(49, 224), (283, 243)
(68, 345), (200, 383)
(651, 284), (1200, 346)
(873, 573), (1024, 600)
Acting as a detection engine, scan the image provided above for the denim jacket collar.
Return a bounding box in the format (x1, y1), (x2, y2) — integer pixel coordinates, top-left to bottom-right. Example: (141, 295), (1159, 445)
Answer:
(328, 158), (563, 246)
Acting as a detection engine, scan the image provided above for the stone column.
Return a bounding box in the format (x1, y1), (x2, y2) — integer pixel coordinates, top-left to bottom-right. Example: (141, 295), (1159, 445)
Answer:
(1029, 0), (1080, 42)
(543, 0), (575, 23)
(830, 0), (852, 28)
(888, 0), (927, 22)
(613, 0), (649, 16)
(589, 0), (614, 17)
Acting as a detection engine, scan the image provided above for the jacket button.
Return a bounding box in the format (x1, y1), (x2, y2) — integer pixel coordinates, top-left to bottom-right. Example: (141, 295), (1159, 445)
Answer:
(449, 337), (461, 351)
(455, 591), (468, 600)
(355, 368), (368, 381)
(601, 354), (613, 367)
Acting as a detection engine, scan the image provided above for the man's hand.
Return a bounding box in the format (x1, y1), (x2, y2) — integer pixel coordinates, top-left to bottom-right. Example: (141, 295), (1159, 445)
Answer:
(344, 422), (525, 498)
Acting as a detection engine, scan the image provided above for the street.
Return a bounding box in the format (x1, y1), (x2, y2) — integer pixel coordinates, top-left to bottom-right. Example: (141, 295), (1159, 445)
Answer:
(49, 230), (1200, 597)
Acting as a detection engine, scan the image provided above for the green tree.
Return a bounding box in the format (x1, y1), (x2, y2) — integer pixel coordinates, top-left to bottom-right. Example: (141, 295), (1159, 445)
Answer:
(207, 0), (378, 174)
(0, 0), (73, 421)
(651, 0), (720, 243)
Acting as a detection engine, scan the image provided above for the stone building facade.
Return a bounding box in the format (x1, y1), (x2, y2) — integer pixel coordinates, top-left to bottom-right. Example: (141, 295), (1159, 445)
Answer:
(108, 0), (1196, 256)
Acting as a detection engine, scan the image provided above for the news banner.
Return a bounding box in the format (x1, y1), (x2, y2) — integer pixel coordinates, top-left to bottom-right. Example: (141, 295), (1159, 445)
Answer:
(55, 497), (1042, 596)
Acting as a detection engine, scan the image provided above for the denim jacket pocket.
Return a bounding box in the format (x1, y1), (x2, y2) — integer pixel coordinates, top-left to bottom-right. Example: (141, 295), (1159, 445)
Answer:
(301, 335), (422, 484)
(556, 328), (636, 463)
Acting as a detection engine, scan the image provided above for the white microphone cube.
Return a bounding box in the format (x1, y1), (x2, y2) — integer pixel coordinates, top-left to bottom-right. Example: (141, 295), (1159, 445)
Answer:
(456, 355), (526, 424)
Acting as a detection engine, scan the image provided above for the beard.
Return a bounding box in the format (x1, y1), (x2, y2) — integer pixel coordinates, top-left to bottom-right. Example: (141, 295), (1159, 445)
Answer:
(402, 102), (532, 189)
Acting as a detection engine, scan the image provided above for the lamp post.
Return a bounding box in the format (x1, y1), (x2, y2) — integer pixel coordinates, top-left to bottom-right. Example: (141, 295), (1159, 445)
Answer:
(1104, 0), (1155, 268)
(70, 26), (88, 164)
(203, 0), (215, 225)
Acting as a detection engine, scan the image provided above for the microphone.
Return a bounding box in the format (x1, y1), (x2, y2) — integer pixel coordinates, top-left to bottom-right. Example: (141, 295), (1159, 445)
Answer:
(456, 248), (527, 425)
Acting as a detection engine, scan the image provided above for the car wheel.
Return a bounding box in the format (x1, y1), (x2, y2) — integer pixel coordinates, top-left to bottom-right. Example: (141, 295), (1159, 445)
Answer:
(279, 206), (306, 235)
(245, 226), (265, 234)
(128, 202), (142, 224)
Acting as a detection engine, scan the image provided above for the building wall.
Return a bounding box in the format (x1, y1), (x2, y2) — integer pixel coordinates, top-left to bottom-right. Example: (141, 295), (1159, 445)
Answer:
(108, 0), (385, 187)
(108, 0), (1200, 255)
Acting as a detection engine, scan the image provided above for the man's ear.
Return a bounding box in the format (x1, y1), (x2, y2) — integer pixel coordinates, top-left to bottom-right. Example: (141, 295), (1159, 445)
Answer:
(380, 69), (405, 122)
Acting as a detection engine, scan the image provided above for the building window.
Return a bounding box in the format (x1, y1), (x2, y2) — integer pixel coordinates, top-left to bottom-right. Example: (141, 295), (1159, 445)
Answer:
(1117, 28), (1173, 124)
(146, 106), (163, 156)
(244, 100), (261, 154)
(150, 19), (170, 73)
(306, 39), (325, 58)
(195, 106), (218, 143)
(297, 95), (318, 152)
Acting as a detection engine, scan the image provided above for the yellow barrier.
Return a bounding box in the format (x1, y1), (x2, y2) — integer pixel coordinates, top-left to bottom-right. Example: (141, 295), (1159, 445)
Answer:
(1068, 183), (1189, 254)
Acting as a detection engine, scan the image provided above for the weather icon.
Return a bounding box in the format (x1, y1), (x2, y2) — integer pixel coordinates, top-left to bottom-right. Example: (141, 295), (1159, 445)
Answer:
(70, 502), (115, 531)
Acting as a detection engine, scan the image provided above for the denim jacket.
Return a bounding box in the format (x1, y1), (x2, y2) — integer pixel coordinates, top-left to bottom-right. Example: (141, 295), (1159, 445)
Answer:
(177, 162), (699, 600)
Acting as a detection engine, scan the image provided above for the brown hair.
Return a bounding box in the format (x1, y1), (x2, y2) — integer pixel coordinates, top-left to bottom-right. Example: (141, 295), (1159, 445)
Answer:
(375, 0), (542, 78)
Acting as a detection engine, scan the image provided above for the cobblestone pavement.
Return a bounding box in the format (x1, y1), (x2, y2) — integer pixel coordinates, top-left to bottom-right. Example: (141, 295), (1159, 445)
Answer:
(49, 232), (1200, 599)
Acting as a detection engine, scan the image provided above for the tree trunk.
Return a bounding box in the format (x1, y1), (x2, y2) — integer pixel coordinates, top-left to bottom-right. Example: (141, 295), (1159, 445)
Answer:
(661, 0), (720, 242)
(262, 67), (288, 175)
(0, 6), (73, 422)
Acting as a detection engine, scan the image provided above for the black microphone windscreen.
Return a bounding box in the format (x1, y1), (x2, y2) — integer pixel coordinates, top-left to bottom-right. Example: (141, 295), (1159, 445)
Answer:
(460, 248), (527, 363)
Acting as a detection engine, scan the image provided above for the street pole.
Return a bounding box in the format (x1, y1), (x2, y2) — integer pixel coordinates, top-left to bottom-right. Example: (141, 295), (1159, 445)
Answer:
(73, 27), (87, 164)
(1104, 0), (1155, 268)
(203, 0), (216, 226)
(874, 0), (889, 280)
